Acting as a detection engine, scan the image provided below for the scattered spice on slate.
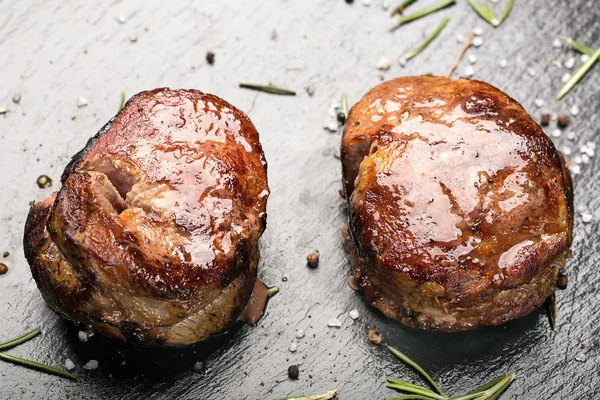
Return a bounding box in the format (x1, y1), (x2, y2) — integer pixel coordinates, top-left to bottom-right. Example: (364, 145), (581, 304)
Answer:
(0, 108), (7, 115)
(557, 114), (570, 128)
(0, 263), (8, 275)
(193, 361), (204, 374)
(557, 268), (568, 289)
(337, 111), (346, 124)
(540, 114), (550, 126)
(288, 364), (300, 380)
(3, 252), (9, 258)
(307, 251), (320, 268)
(368, 327), (382, 345)
(392, 0), (455, 27)
(281, 276), (288, 282)
(206, 51), (215, 65)
(12, 94), (21, 104)
(36, 175), (52, 189)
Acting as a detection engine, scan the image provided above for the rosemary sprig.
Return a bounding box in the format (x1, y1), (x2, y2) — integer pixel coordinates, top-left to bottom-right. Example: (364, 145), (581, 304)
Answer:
(0, 329), (40, 351)
(393, 0), (455, 27)
(0, 329), (77, 380)
(0, 352), (77, 380)
(388, 346), (444, 395)
(386, 346), (515, 400)
(275, 389), (338, 400)
(555, 47), (600, 100)
(267, 286), (280, 298)
(239, 81), (296, 95)
(447, 32), (475, 77)
(341, 93), (349, 118)
(118, 91), (126, 112)
(403, 17), (450, 62)
(562, 36), (595, 55)
(390, 0), (418, 16)
(466, 0), (513, 27)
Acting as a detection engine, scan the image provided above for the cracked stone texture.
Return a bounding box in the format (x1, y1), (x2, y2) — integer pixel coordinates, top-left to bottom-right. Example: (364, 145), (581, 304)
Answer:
(1, 1), (599, 399)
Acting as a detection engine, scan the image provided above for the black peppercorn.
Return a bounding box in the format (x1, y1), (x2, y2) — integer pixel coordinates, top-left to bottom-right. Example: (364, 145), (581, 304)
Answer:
(557, 114), (569, 128)
(206, 51), (215, 65)
(288, 364), (299, 380)
(337, 111), (346, 124)
(540, 114), (550, 126)
(556, 268), (568, 289)
(307, 251), (320, 268)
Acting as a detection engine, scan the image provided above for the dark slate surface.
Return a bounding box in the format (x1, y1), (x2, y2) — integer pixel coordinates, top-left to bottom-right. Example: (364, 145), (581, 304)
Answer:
(1, 1), (599, 399)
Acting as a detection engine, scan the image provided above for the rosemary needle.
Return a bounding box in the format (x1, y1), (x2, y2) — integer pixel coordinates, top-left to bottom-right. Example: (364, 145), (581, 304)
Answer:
(341, 93), (349, 118)
(0, 352), (77, 380)
(239, 81), (296, 95)
(393, 0), (454, 27)
(556, 47), (600, 100)
(387, 346), (444, 395)
(403, 17), (450, 61)
(0, 329), (41, 351)
(275, 389), (339, 400)
(390, 0), (418, 16)
(118, 91), (125, 112)
(467, 0), (513, 27)
(267, 286), (280, 298)
(562, 36), (596, 55)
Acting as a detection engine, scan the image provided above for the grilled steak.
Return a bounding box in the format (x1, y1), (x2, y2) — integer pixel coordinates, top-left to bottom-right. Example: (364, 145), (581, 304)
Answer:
(342, 76), (573, 331)
(24, 88), (269, 345)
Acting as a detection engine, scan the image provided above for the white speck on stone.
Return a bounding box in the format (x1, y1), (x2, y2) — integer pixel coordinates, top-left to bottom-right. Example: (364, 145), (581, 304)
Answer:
(581, 153), (590, 164)
(78, 331), (89, 342)
(587, 141), (597, 150)
(584, 146), (595, 157)
(552, 60), (562, 68)
(129, 35), (138, 43)
(76, 97), (88, 108)
(330, 100), (341, 110)
(581, 213), (593, 223)
(193, 361), (204, 373)
(551, 129), (561, 138)
(83, 360), (99, 370)
(570, 104), (580, 116)
(468, 54), (478, 64)
(564, 57), (576, 69)
(349, 309), (360, 320)
(381, 0), (390, 10)
(472, 37), (483, 47)
(362, 0), (372, 6)
(561, 146), (572, 156)
(527, 68), (536, 77)
(377, 57), (392, 71)
(328, 318), (342, 328)
(295, 329), (305, 339)
(551, 113), (557, 121)
(117, 15), (127, 24)
(288, 342), (298, 352)
(456, 33), (465, 43)
(552, 38), (562, 48)
(534, 98), (545, 108)
(398, 57), (407, 68)
(499, 59), (508, 68)
(570, 164), (581, 175)
(561, 73), (571, 83)
(464, 66), (475, 77)
(473, 26), (484, 36)
(566, 131), (576, 140)
(574, 352), (587, 362)
(573, 155), (583, 164)
(12, 93), (21, 104)
(65, 359), (75, 371)
(581, 54), (590, 63)
(328, 121), (339, 132)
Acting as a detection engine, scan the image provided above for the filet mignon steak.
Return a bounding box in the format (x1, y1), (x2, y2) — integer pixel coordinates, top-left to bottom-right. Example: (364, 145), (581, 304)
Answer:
(24, 88), (269, 345)
(341, 76), (573, 331)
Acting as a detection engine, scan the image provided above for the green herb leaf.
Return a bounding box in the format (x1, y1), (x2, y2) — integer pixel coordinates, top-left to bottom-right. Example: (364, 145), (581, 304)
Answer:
(274, 389), (338, 400)
(403, 17), (450, 61)
(387, 346), (444, 396)
(388, 395), (437, 400)
(0, 329), (41, 351)
(467, 0), (513, 27)
(0, 352), (77, 380)
(118, 91), (126, 112)
(390, 0), (418, 16)
(497, 0), (514, 26)
(387, 377), (439, 396)
(267, 286), (279, 298)
(393, 0), (455, 26)
(341, 93), (349, 118)
(239, 81), (296, 95)
(386, 383), (446, 399)
(464, 375), (507, 396)
(555, 47), (600, 100)
(562, 36), (596, 55)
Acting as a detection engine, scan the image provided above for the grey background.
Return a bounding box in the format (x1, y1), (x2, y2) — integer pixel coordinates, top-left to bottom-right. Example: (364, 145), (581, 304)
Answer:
(1, 0), (599, 399)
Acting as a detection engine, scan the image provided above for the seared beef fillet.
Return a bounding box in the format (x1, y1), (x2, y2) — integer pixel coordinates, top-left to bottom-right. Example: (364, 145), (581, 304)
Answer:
(342, 76), (572, 331)
(24, 88), (269, 345)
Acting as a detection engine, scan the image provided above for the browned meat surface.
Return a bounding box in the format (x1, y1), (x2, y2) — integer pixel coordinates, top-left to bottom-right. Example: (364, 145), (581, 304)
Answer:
(24, 88), (269, 345)
(341, 76), (573, 331)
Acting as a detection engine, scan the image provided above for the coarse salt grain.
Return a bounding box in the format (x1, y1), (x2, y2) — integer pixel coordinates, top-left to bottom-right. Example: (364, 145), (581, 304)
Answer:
(570, 164), (581, 175)
(552, 38), (562, 48)
(349, 309), (360, 320)
(581, 213), (593, 223)
(473, 26), (484, 36)
(527, 68), (536, 77)
(377, 57), (392, 71)
(564, 57), (576, 69)
(295, 329), (305, 339)
(65, 359), (75, 371)
(534, 98), (545, 108)
(581, 54), (590, 63)
(468, 54), (478, 64)
(472, 37), (483, 47)
(76, 97), (88, 108)
(289, 342), (298, 352)
(398, 57), (407, 68)
(570, 105), (580, 116)
(561, 146), (572, 156)
(551, 129), (561, 138)
(566, 132), (576, 140)
(587, 141), (597, 150)
(561, 73), (571, 83)
(83, 360), (99, 370)
(328, 317), (342, 328)
(574, 353), (587, 362)
(465, 66), (475, 77)
(362, 0), (372, 6)
(499, 59), (508, 68)
(78, 331), (89, 342)
(581, 154), (590, 164)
